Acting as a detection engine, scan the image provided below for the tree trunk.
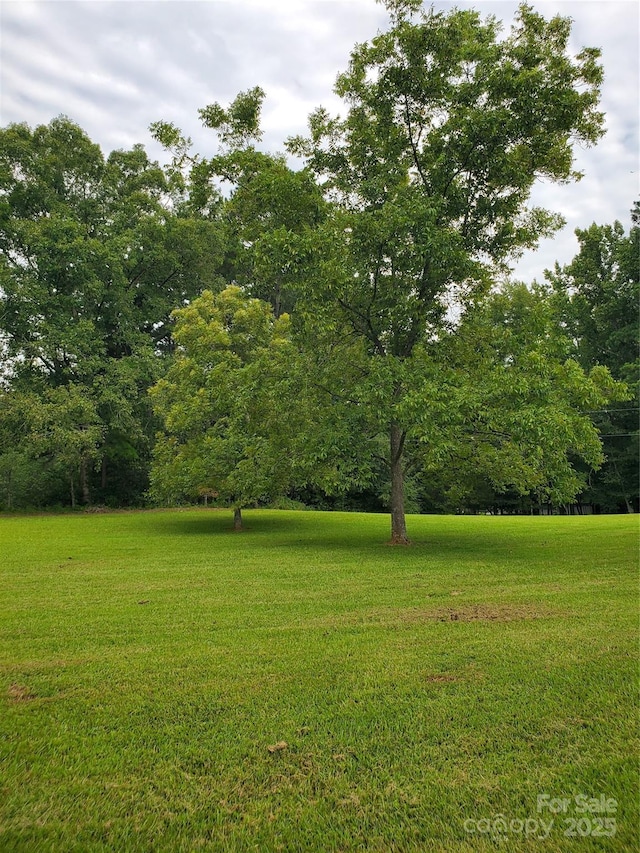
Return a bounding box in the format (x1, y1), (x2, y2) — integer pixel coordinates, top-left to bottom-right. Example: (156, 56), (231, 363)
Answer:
(233, 507), (243, 531)
(273, 280), (282, 319)
(611, 458), (634, 512)
(389, 422), (410, 545)
(70, 474), (76, 508)
(101, 456), (107, 490)
(7, 468), (13, 511)
(80, 457), (91, 505)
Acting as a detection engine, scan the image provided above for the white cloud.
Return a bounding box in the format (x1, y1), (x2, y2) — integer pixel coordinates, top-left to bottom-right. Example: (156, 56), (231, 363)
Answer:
(0, 0), (637, 279)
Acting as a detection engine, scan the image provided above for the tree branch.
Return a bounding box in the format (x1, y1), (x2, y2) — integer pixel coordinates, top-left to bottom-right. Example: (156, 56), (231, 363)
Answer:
(336, 297), (386, 356)
(403, 94), (429, 190)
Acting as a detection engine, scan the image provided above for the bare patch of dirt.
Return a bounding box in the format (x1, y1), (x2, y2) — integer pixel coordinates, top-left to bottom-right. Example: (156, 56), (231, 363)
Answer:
(376, 603), (568, 624)
(310, 602), (570, 631)
(7, 683), (36, 702)
(432, 603), (562, 622)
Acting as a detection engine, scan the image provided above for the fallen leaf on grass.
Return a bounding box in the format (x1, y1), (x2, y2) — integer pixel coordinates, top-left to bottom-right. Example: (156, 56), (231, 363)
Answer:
(267, 741), (288, 753)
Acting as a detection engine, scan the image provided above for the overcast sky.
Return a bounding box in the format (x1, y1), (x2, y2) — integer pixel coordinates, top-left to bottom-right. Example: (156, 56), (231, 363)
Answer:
(1, 0), (638, 281)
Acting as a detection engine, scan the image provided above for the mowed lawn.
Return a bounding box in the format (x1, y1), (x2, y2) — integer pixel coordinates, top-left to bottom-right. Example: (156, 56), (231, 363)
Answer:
(0, 510), (637, 852)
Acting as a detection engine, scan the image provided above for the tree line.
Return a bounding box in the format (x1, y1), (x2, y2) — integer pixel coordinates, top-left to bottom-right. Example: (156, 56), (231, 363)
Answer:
(0, 1), (637, 539)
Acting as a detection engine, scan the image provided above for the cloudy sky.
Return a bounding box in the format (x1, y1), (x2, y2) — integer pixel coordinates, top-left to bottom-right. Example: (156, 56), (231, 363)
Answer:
(1, 0), (638, 281)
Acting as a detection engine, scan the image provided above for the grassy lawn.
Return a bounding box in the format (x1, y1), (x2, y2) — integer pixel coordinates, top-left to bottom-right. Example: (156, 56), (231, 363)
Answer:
(0, 509), (638, 851)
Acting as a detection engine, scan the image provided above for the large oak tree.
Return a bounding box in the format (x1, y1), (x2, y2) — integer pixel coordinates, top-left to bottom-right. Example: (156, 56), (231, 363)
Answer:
(287, 0), (612, 541)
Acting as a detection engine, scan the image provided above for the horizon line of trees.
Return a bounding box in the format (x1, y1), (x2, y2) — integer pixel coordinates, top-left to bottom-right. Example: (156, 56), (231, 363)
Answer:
(1, 2), (637, 535)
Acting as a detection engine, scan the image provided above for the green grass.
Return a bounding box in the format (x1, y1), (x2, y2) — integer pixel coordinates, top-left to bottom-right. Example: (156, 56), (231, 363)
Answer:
(1, 509), (638, 851)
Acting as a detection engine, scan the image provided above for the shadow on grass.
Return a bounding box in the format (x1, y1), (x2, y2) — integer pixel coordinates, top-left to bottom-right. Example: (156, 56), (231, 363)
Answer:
(148, 510), (306, 538)
(141, 508), (537, 562)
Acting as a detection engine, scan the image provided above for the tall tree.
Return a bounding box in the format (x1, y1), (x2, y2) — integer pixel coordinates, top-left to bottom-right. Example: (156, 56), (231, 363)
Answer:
(0, 117), (224, 505)
(291, 281), (622, 526)
(149, 286), (307, 529)
(546, 206), (639, 511)
(426, 283), (623, 510)
(287, 0), (609, 541)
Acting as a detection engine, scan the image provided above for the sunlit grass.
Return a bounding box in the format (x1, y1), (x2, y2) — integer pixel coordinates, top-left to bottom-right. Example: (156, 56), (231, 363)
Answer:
(1, 510), (638, 851)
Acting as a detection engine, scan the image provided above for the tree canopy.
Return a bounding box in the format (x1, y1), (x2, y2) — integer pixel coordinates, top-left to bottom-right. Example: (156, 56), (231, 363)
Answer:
(285, 0), (613, 541)
(0, 3), (634, 533)
(0, 116), (224, 506)
(149, 286), (307, 529)
(546, 207), (639, 512)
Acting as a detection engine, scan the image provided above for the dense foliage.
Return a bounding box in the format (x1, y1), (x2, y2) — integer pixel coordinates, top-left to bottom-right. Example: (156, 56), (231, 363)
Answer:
(149, 286), (309, 529)
(0, 117), (224, 507)
(0, 2), (636, 528)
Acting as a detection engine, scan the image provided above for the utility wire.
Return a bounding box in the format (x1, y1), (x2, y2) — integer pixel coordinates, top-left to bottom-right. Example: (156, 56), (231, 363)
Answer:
(599, 433), (638, 437)
(581, 408), (640, 414)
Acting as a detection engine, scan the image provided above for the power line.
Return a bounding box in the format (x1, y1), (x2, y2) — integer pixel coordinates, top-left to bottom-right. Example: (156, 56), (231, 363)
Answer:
(582, 408), (640, 414)
(599, 433), (638, 437)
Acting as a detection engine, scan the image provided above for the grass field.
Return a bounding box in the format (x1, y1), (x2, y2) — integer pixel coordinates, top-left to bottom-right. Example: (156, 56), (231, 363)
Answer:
(1, 509), (638, 851)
